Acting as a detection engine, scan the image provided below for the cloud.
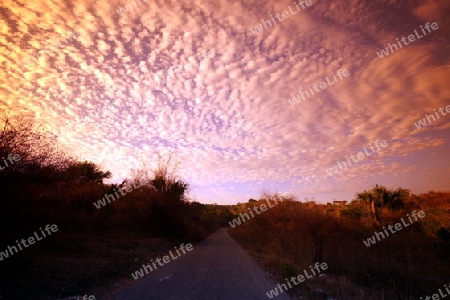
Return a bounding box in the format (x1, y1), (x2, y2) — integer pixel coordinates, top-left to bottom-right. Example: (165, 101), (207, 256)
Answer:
(0, 0), (449, 203)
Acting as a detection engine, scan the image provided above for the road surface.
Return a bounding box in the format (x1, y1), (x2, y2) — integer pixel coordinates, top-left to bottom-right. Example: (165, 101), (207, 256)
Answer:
(113, 228), (290, 300)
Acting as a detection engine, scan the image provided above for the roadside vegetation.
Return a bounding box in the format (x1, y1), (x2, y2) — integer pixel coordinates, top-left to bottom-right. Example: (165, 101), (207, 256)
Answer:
(0, 110), (232, 299)
(2, 109), (449, 300)
(228, 188), (450, 299)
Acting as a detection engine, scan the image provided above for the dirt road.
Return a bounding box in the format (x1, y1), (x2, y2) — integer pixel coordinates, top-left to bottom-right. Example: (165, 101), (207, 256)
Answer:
(113, 228), (290, 300)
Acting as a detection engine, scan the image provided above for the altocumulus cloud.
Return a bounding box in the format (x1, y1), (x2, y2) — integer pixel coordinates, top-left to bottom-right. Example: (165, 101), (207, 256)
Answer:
(0, 0), (449, 203)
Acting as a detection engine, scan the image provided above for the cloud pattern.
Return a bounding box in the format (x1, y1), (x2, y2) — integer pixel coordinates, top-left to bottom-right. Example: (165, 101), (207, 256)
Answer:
(0, 0), (449, 204)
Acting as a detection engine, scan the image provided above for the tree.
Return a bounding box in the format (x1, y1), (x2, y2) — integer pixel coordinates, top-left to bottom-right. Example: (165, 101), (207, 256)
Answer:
(356, 188), (380, 225)
(390, 188), (410, 209)
(0, 109), (72, 180)
(65, 161), (112, 184)
(356, 184), (409, 226)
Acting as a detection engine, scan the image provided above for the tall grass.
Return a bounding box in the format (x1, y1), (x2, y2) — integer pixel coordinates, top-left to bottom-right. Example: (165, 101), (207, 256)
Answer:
(229, 191), (450, 299)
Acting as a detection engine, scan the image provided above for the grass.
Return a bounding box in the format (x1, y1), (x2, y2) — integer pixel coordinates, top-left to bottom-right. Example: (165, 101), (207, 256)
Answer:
(228, 192), (450, 299)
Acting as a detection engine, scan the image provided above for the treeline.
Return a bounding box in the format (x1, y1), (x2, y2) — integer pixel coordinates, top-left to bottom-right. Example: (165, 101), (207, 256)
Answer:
(229, 187), (450, 299)
(0, 110), (229, 241)
(0, 110), (232, 299)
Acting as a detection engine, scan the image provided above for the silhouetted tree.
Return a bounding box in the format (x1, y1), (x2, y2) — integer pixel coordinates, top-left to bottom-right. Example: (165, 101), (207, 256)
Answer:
(0, 109), (72, 181)
(65, 161), (112, 184)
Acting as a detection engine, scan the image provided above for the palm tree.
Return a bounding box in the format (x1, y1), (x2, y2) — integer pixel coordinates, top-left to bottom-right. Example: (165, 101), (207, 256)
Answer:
(356, 184), (409, 226)
(356, 185), (389, 226)
(65, 161), (112, 184)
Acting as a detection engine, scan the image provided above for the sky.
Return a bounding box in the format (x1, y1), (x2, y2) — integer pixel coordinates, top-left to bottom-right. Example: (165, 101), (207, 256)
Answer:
(0, 0), (449, 204)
